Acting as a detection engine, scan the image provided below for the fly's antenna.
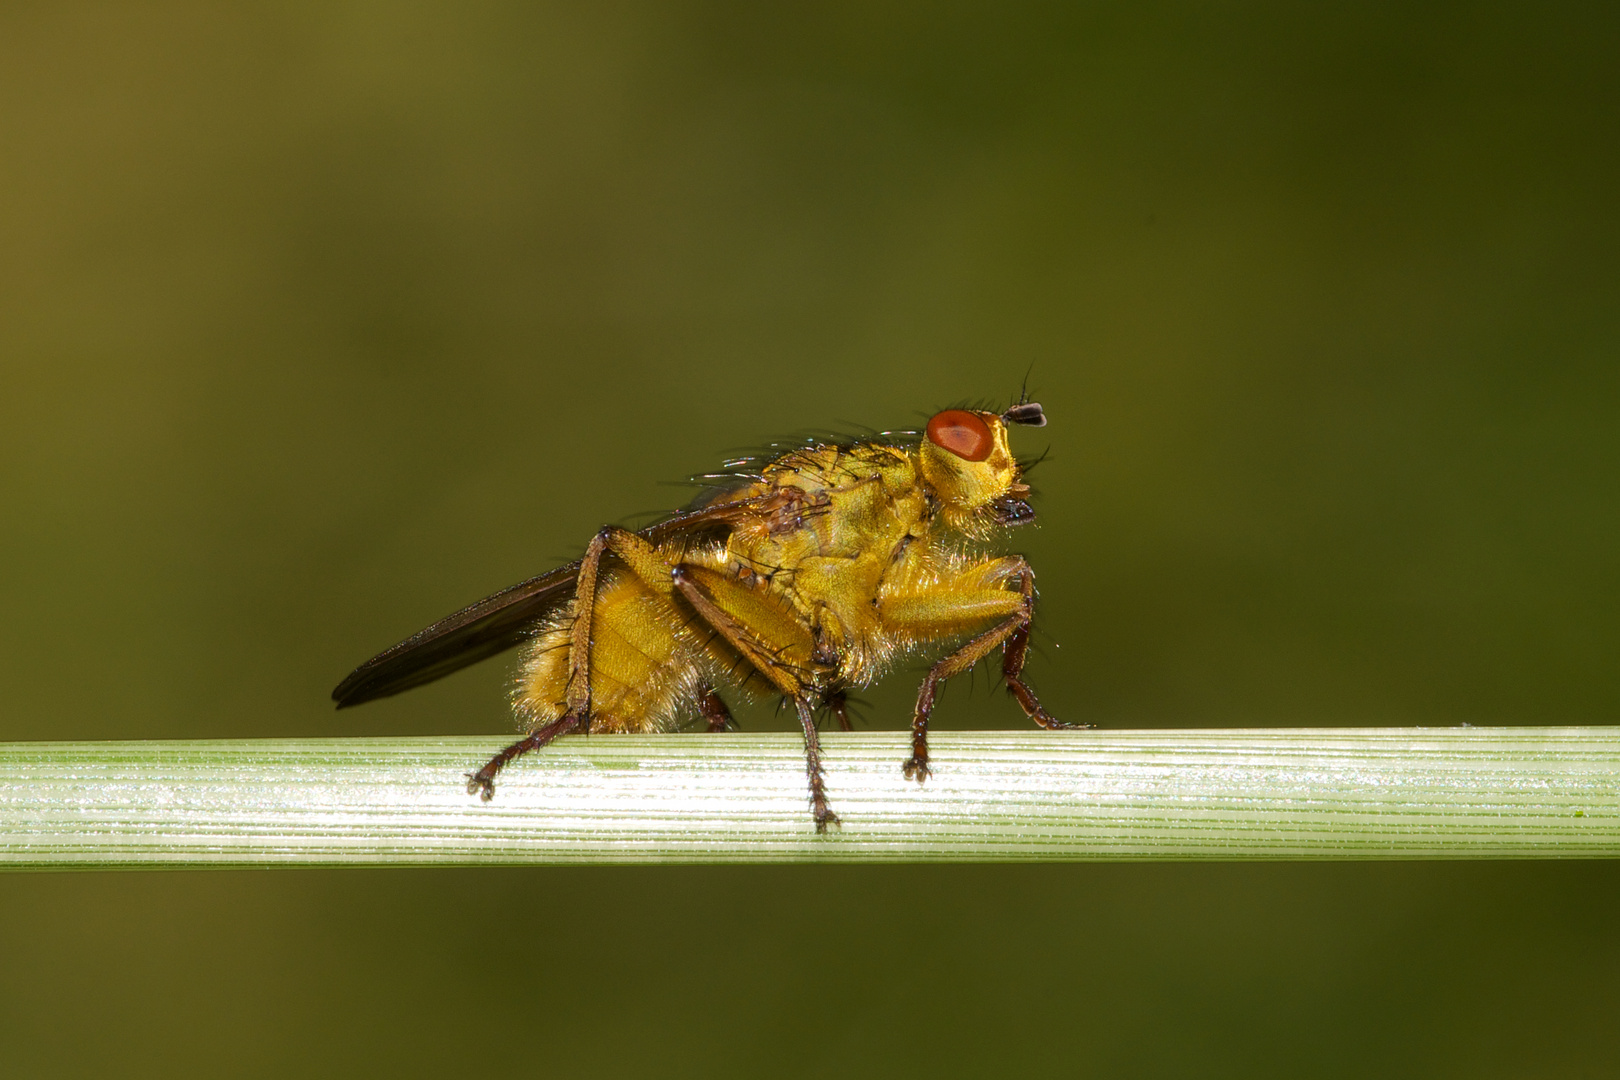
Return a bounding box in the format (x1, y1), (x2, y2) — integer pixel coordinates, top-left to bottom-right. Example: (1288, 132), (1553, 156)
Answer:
(1002, 400), (1046, 427)
(1002, 368), (1046, 427)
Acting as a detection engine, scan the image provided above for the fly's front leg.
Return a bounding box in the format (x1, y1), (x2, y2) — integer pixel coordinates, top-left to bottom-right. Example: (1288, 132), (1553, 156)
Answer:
(901, 618), (1021, 783)
(880, 556), (1076, 784)
(469, 526), (674, 800)
(1002, 565), (1083, 732)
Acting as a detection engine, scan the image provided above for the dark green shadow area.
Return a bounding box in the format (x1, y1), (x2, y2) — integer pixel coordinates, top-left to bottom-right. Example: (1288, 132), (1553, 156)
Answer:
(3, 864), (1618, 1078)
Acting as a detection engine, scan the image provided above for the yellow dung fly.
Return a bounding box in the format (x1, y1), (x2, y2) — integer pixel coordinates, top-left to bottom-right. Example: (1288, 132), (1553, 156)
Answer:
(332, 398), (1074, 830)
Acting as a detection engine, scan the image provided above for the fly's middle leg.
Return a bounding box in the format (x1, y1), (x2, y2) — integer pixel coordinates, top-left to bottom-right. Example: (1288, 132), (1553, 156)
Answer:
(670, 563), (837, 831)
(824, 689), (854, 733)
(698, 685), (736, 732)
(794, 696), (839, 832)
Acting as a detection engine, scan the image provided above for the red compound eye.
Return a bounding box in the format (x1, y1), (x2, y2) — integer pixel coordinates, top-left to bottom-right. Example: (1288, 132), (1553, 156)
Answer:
(926, 410), (993, 462)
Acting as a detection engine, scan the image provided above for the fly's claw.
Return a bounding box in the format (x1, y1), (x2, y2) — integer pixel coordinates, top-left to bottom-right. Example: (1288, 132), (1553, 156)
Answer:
(902, 755), (932, 784)
(814, 807), (842, 834)
(466, 772), (496, 800)
(1033, 710), (1090, 731)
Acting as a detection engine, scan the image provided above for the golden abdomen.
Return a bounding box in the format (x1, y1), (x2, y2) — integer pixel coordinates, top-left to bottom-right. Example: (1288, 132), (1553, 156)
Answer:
(512, 569), (706, 733)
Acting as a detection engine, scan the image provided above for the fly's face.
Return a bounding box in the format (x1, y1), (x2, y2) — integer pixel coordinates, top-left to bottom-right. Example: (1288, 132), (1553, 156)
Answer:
(918, 402), (1046, 524)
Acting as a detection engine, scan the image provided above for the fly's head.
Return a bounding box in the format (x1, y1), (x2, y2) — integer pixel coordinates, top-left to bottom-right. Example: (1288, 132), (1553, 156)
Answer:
(918, 402), (1047, 531)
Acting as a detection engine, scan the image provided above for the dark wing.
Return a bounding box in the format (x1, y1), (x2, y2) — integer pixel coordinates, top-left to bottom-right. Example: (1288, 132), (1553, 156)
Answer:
(330, 493), (777, 708)
(330, 561), (580, 708)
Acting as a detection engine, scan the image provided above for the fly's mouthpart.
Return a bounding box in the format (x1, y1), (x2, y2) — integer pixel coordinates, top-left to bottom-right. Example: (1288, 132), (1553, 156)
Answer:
(1002, 402), (1046, 428)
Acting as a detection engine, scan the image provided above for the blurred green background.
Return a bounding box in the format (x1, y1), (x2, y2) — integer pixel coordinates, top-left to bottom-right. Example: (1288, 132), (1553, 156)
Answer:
(3, 3), (1617, 1076)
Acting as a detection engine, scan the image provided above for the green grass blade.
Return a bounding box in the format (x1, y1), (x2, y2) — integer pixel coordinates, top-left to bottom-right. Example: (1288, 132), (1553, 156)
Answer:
(2, 728), (1616, 867)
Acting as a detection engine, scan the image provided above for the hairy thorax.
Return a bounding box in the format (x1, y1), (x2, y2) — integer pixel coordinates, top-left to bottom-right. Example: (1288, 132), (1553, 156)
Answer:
(724, 444), (936, 687)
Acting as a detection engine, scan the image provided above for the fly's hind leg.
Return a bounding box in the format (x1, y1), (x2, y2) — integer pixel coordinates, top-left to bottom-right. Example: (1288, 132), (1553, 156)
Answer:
(881, 558), (1080, 784)
(467, 713), (580, 799)
(469, 525), (678, 800)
